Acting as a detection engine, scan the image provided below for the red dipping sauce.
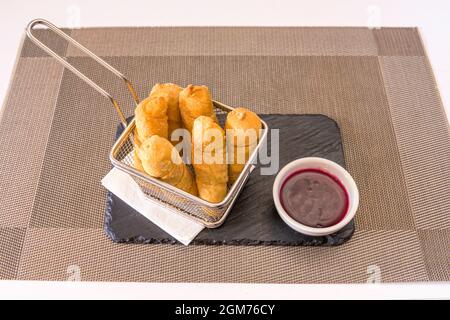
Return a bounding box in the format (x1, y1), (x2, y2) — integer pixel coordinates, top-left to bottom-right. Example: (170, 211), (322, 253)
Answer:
(279, 169), (349, 228)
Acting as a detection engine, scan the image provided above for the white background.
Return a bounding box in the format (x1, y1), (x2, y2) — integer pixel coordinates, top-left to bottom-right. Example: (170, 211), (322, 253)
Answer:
(0, 0), (449, 299)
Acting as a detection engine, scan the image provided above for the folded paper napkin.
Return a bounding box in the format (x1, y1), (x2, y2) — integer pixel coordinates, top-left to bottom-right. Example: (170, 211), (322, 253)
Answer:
(101, 168), (204, 245)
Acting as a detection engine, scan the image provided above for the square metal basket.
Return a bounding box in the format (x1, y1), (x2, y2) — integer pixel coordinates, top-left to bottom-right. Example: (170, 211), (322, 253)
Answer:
(111, 102), (268, 227)
(27, 19), (268, 228)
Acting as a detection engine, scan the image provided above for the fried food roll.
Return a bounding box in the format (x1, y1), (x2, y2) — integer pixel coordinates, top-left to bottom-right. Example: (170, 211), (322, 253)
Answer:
(225, 107), (262, 185)
(149, 83), (183, 143)
(134, 95), (169, 141)
(192, 116), (228, 203)
(137, 135), (198, 196)
(179, 85), (218, 133)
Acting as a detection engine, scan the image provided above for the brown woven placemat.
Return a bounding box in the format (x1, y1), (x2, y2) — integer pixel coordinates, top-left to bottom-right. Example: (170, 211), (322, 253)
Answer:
(0, 27), (448, 283)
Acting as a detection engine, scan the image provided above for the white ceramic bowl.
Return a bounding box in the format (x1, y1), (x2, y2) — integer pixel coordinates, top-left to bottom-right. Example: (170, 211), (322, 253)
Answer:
(273, 157), (359, 236)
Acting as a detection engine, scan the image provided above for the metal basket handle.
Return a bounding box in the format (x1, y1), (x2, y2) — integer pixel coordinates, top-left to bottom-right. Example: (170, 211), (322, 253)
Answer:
(26, 19), (139, 127)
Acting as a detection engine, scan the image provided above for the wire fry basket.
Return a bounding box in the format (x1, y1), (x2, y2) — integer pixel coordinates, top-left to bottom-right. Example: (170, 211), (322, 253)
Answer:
(26, 19), (268, 228)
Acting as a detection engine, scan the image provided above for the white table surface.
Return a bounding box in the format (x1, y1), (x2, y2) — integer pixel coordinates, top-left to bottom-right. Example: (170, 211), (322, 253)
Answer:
(0, 0), (449, 299)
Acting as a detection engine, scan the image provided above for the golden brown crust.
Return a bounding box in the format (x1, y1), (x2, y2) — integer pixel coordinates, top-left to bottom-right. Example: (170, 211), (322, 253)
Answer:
(225, 107), (262, 147)
(225, 107), (261, 184)
(134, 96), (169, 141)
(192, 115), (225, 151)
(175, 166), (198, 196)
(192, 116), (228, 203)
(225, 107), (262, 131)
(227, 144), (255, 183)
(179, 85), (218, 133)
(138, 135), (198, 196)
(149, 83), (182, 143)
(197, 181), (227, 204)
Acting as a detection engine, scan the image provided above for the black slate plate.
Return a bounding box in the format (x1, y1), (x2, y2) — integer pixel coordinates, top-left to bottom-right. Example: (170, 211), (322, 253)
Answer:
(104, 114), (355, 246)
